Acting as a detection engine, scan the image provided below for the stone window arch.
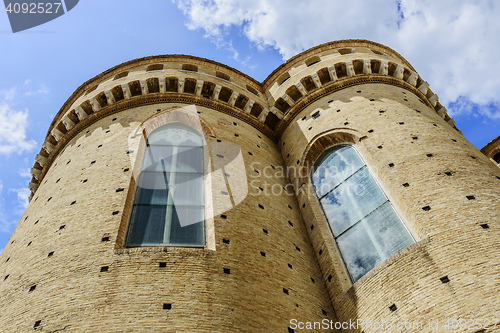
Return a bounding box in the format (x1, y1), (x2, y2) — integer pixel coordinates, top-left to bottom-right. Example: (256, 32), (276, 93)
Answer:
(311, 144), (414, 283)
(125, 122), (205, 247)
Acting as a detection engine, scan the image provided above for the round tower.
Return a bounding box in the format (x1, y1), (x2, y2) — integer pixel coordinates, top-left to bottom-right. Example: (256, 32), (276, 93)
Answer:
(0, 40), (498, 332)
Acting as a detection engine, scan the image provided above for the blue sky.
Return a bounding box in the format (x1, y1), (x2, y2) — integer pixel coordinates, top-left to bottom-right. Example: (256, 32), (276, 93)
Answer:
(0, 0), (499, 253)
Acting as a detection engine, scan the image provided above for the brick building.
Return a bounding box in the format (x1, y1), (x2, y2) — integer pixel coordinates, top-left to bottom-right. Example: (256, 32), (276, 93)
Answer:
(0, 40), (498, 332)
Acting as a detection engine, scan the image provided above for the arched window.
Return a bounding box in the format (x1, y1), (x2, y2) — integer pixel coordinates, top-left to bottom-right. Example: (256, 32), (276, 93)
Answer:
(125, 123), (204, 247)
(312, 145), (414, 282)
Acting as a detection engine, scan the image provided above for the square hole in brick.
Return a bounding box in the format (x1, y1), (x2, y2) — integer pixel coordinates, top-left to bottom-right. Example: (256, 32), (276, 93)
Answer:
(301, 116), (307, 121)
(260, 251), (266, 257)
(216, 154), (224, 158)
(318, 249), (323, 255)
(27, 241), (32, 246)
(112, 118), (117, 121)
(262, 229), (268, 234)
(379, 110), (385, 113)
(248, 152), (253, 155)
(223, 268), (230, 274)
(402, 183), (410, 187)
(287, 263), (293, 269)
(295, 246), (301, 252)
(422, 206), (431, 211)
(283, 288), (289, 295)
(123, 168), (129, 172)
(288, 327), (294, 333)
(344, 122), (349, 125)
(112, 211), (119, 215)
(59, 225), (66, 230)
(308, 127), (312, 130)
(47, 197), (52, 202)
(302, 203), (306, 208)
(328, 275), (332, 282)
(48, 252), (54, 257)
(452, 139), (457, 142)
(116, 188), (124, 192)
(322, 309), (327, 315)
(101, 237), (110, 242)
(426, 153), (433, 157)
(288, 221), (293, 227)
(70, 201), (76, 205)
(56, 178), (60, 183)
(445, 171), (453, 176)
(440, 276), (450, 283)
(388, 163), (394, 167)
(466, 195), (475, 200)
(480, 224), (489, 229)
(234, 134), (239, 137)
(82, 179), (88, 183)
(368, 129), (374, 133)
(100, 266), (109, 272)
(223, 239), (230, 244)
(29, 285), (36, 292)
(216, 139), (221, 142)
(4, 274), (9, 280)
(220, 214), (227, 219)
(389, 304), (397, 312)
(337, 109), (341, 113)
(163, 303), (172, 310)
(310, 225), (314, 230)
(91, 160), (96, 164)
(312, 111), (321, 119)
(310, 277), (315, 283)
(98, 144), (102, 148)
(159, 262), (167, 268)
(288, 205), (292, 210)
(378, 145), (383, 149)
(370, 99), (375, 101)
(412, 137), (418, 140)
(34, 320), (41, 328)
(221, 191), (228, 195)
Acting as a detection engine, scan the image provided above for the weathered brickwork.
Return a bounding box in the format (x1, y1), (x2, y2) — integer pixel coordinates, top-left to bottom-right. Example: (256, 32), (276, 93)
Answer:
(0, 40), (498, 332)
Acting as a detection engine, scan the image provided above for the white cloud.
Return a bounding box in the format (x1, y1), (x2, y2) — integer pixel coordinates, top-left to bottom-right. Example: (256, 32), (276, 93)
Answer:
(9, 187), (30, 211)
(174, 0), (500, 118)
(0, 103), (37, 155)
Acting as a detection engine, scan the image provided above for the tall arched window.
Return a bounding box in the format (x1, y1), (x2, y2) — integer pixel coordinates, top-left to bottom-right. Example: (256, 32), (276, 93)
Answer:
(312, 145), (414, 282)
(125, 123), (204, 247)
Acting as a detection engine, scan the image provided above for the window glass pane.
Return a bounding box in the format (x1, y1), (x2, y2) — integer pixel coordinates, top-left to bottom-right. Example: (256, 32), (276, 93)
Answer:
(313, 145), (364, 197)
(176, 146), (204, 173)
(126, 123), (205, 248)
(142, 145), (174, 172)
(169, 205), (204, 246)
(134, 171), (169, 205)
(337, 202), (414, 282)
(172, 173), (203, 206)
(126, 205), (166, 246)
(337, 221), (383, 282)
(320, 167), (387, 236)
(361, 202), (414, 259)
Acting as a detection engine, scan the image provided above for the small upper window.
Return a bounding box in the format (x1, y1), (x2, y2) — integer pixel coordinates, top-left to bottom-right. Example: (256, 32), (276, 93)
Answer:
(125, 123), (205, 247)
(312, 145), (414, 282)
